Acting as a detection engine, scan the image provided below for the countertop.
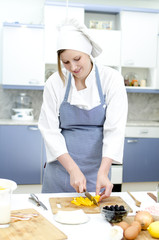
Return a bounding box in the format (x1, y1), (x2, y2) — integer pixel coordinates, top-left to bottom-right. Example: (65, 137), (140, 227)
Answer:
(0, 119), (159, 127)
(0, 119), (39, 125)
(10, 191), (158, 240)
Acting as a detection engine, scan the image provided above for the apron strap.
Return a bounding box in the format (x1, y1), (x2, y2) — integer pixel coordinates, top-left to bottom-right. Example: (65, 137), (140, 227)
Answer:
(63, 65), (105, 104)
(63, 73), (71, 102)
(95, 65), (105, 105)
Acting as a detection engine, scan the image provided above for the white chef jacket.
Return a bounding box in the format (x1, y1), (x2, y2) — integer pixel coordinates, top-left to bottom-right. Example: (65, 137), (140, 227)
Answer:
(38, 62), (128, 164)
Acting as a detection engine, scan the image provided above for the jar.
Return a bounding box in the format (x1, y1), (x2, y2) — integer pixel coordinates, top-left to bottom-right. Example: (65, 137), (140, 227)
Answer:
(15, 93), (32, 109)
(124, 74), (129, 86)
(129, 73), (139, 87)
(0, 188), (11, 228)
(157, 184), (159, 203)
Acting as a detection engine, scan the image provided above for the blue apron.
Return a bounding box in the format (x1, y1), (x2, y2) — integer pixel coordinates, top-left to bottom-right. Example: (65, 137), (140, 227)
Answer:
(42, 65), (109, 193)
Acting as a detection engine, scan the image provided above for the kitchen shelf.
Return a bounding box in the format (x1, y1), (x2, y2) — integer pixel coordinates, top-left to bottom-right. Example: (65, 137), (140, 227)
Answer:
(126, 87), (159, 93)
(45, 1), (159, 13)
(2, 84), (44, 90)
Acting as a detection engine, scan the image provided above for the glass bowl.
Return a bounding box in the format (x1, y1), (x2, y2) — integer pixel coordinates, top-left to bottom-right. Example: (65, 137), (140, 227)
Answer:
(100, 205), (128, 223)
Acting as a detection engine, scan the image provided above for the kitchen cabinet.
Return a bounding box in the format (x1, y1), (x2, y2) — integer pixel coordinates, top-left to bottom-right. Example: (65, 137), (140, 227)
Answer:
(89, 29), (121, 67)
(120, 11), (158, 68)
(2, 23), (45, 86)
(44, 5), (84, 64)
(85, 11), (121, 67)
(0, 125), (43, 184)
(156, 36), (159, 89)
(123, 126), (159, 182)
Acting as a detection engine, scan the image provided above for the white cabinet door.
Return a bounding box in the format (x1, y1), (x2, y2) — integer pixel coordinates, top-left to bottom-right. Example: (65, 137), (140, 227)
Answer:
(156, 36), (159, 89)
(2, 24), (45, 86)
(120, 11), (158, 68)
(44, 5), (84, 64)
(89, 29), (121, 67)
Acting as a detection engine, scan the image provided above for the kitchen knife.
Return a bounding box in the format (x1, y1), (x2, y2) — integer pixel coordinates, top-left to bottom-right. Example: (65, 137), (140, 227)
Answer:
(29, 193), (48, 210)
(85, 191), (98, 206)
(147, 192), (157, 202)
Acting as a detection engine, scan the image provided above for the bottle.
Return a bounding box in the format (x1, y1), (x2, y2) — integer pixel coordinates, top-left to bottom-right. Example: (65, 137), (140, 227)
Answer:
(124, 74), (129, 86)
(140, 79), (146, 87)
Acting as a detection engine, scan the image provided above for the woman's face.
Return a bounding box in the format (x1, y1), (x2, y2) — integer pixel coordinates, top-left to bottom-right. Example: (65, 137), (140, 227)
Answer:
(60, 50), (92, 81)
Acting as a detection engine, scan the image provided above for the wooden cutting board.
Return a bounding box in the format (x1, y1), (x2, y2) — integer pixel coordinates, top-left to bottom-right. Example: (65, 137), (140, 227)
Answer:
(114, 215), (159, 240)
(49, 196), (133, 214)
(0, 209), (67, 240)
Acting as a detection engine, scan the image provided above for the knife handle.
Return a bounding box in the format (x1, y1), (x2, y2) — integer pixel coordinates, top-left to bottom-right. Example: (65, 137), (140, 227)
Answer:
(147, 192), (157, 202)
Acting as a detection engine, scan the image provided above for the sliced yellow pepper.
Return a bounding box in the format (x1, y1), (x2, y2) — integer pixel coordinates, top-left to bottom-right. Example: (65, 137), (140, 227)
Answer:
(71, 195), (100, 206)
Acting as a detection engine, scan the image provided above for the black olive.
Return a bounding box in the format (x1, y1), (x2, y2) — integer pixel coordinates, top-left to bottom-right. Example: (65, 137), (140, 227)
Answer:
(115, 205), (120, 211)
(119, 205), (125, 211)
(110, 205), (115, 211)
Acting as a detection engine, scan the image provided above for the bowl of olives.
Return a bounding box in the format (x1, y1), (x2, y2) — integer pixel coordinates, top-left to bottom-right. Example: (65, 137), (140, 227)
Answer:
(100, 204), (128, 223)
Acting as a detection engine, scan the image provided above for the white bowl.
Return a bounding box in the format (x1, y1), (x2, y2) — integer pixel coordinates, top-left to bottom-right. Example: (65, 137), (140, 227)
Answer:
(0, 178), (17, 192)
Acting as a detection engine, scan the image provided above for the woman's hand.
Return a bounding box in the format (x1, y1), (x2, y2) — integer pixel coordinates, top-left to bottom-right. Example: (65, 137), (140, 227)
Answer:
(69, 166), (86, 193)
(96, 173), (113, 201)
(57, 153), (86, 193)
(96, 157), (113, 201)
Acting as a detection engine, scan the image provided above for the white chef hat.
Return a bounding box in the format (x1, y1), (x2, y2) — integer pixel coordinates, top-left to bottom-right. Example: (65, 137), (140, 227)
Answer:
(57, 18), (102, 58)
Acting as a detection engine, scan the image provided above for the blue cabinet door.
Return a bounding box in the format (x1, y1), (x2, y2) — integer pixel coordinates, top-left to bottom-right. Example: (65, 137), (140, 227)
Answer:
(123, 138), (159, 182)
(0, 125), (42, 184)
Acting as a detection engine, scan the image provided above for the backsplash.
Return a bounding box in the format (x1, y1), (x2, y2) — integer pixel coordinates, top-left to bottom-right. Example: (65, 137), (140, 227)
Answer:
(127, 92), (159, 121)
(0, 85), (159, 121)
(0, 86), (43, 120)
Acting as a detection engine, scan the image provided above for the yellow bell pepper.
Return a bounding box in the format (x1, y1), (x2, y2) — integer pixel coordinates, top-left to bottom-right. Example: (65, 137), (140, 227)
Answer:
(71, 195), (100, 206)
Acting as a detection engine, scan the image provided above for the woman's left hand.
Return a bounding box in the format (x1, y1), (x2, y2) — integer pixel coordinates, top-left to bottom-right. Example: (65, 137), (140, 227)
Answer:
(96, 174), (113, 201)
(96, 157), (113, 201)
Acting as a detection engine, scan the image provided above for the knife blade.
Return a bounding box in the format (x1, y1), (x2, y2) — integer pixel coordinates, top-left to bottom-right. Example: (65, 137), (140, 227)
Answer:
(85, 191), (98, 206)
(29, 193), (48, 210)
(147, 192), (157, 202)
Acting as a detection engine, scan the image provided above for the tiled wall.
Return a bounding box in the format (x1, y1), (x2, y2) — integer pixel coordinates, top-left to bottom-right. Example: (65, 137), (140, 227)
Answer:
(0, 86), (43, 120)
(0, 85), (159, 121)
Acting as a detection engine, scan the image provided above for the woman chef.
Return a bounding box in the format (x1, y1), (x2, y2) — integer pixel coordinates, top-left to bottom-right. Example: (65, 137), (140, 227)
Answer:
(38, 19), (128, 200)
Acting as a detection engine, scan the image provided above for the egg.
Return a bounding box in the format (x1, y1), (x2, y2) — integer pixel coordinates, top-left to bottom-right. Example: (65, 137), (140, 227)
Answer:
(131, 221), (141, 233)
(117, 221), (130, 231)
(124, 225), (139, 240)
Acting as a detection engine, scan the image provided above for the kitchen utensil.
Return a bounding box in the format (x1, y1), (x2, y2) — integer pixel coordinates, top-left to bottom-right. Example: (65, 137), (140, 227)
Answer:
(100, 205), (128, 223)
(157, 183), (159, 202)
(0, 188), (11, 228)
(0, 209), (67, 240)
(127, 191), (141, 207)
(11, 108), (34, 121)
(49, 196), (132, 214)
(29, 193), (48, 210)
(84, 191), (98, 206)
(147, 192), (157, 202)
(11, 93), (34, 121)
(0, 178), (17, 192)
(15, 93), (32, 109)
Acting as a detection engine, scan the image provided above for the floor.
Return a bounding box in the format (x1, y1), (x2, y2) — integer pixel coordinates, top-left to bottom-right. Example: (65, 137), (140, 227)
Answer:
(13, 182), (158, 194)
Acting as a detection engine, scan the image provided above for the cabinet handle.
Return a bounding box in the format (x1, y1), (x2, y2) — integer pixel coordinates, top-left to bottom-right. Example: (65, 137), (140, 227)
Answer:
(28, 126), (39, 131)
(127, 139), (138, 143)
(140, 130), (149, 134)
(124, 60), (134, 66)
(29, 79), (40, 85)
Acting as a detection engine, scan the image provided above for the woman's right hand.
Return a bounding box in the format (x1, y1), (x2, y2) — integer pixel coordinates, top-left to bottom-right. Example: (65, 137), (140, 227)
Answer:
(69, 166), (87, 193)
(57, 153), (86, 193)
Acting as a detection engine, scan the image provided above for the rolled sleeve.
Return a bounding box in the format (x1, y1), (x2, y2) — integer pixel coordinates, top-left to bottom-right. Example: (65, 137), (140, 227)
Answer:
(102, 72), (128, 164)
(38, 76), (68, 163)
